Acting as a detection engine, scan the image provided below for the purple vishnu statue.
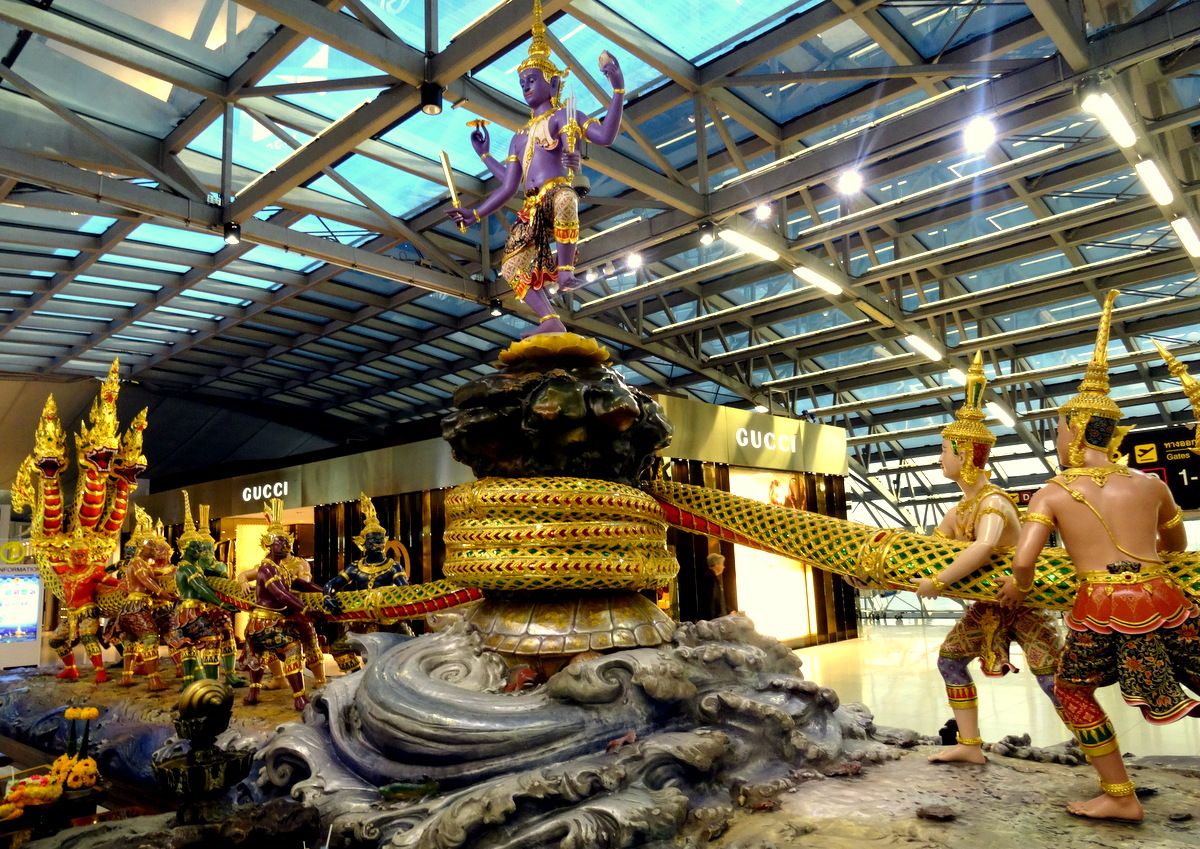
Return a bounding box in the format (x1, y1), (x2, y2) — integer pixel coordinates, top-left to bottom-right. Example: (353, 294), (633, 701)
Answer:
(448, 0), (624, 335)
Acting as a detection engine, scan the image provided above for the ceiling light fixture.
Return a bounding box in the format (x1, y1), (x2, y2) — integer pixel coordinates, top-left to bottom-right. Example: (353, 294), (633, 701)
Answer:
(962, 115), (996, 152)
(754, 202), (772, 221)
(1134, 159), (1174, 206)
(585, 268), (598, 282)
(752, 394), (769, 414)
(223, 222), (241, 245)
(698, 221), (715, 245)
(1171, 216), (1200, 257)
(627, 252), (643, 269)
(1079, 82), (1136, 148)
(718, 228), (779, 261)
(986, 401), (1015, 428)
(836, 169), (864, 195)
(420, 53), (443, 116)
(904, 333), (943, 361)
(489, 298), (502, 317)
(793, 265), (843, 295)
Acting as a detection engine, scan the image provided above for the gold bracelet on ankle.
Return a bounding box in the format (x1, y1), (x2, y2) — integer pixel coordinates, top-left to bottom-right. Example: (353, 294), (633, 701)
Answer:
(612, 88), (625, 94)
(539, 313), (561, 323)
(956, 733), (984, 746)
(556, 264), (575, 272)
(1099, 779), (1136, 797)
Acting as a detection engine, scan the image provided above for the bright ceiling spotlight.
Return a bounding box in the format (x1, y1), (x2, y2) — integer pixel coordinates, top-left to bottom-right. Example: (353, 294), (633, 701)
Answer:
(223, 222), (241, 245)
(986, 401), (1016, 428)
(792, 265), (843, 295)
(585, 268), (598, 282)
(754, 202), (772, 221)
(718, 228), (779, 261)
(946, 367), (967, 386)
(1171, 217), (1200, 258)
(835, 169), (863, 195)
(962, 115), (996, 153)
(752, 395), (769, 414)
(626, 252), (643, 270)
(904, 333), (943, 362)
(489, 298), (502, 317)
(1078, 80), (1136, 148)
(698, 221), (716, 245)
(1134, 159), (1175, 206)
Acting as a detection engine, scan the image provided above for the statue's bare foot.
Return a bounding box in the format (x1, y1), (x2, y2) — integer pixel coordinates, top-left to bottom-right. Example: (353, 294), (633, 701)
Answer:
(520, 316), (566, 337)
(556, 270), (584, 293)
(1066, 793), (1143, 824)
(928, 744), (987, 765)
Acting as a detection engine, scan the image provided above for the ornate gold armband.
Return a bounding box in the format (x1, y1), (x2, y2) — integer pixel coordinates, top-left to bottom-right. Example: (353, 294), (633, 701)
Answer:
(539, 313), (561, 323)
(505, 154), (519, 162)
(263, 575), (282, 589)
(556, 264), (575, 272)
(1160, 507), (1184, 530)
(612, 88), (625, 94)
(1023, 511), (1055, 528)
(582, 117), (600, 132)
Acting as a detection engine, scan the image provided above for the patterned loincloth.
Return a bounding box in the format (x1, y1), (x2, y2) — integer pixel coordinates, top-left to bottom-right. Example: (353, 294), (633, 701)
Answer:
(939, 601), (1061, 676)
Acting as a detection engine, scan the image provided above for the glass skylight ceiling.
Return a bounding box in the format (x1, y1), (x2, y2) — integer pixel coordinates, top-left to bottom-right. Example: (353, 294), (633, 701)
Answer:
(0, 0), (1195, 517)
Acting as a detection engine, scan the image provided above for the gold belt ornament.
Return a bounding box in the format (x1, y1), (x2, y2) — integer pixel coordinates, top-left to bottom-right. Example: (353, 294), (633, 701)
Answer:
(1079, 564), (1169, 584)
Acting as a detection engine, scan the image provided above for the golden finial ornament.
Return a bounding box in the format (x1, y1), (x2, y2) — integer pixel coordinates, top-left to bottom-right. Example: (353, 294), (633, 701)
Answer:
(1062, 290), (1122, 423)
(940, 352), (996, 485)
(260, 497), (294, 548)
(518, 0), (567, 80)
(1154, 340), (1200, 455)
(178, 490), (215, 550)
(941, 352), (996, 447)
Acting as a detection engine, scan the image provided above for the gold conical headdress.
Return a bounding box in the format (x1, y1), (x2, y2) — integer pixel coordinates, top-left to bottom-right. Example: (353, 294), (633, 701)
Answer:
(353, 492), (387, 548)
(132, 504), (167, 548)
(177, 490), (215, 550)
(1154, 341), (1200, 455)
(1062, 290), (1122, 423)
(518, 0), (567, 80)
(941, 352), (996, 447)
(260, 496), (293, 548)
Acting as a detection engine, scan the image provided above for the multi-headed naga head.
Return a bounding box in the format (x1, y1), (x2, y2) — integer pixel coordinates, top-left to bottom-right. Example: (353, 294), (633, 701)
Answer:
(77, 359), (123, 472)
(32, 394), (67, 477)
(112, 407), (149, 485)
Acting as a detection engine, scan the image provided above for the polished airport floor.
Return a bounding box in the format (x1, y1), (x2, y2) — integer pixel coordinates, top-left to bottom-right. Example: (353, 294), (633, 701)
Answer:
(795, 620), (1200, 757)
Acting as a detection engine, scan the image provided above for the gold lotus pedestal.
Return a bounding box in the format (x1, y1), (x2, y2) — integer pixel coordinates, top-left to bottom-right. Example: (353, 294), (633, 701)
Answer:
(444, 476), (678, 673)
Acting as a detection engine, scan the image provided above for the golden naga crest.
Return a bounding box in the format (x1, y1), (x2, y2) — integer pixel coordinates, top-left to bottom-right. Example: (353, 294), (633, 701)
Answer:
(76, 362), (123, 463)
(33, 394), (67, 463)
(114, 407), (150, 478)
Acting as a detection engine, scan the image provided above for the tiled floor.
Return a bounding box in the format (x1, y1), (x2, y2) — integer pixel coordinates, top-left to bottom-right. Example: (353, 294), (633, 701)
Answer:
(795, 621), (1200, 758)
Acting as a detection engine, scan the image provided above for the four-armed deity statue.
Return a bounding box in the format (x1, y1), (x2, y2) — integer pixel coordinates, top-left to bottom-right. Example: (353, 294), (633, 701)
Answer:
(447, 0), (624, 335)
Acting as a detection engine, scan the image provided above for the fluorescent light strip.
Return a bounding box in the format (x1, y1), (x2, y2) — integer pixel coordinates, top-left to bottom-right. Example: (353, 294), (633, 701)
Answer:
(792, 265), (843, 295)
(1080, 90), (1137, 148)
(1171, 217), (1200, 258)
(718, 228), (779, 261)
(986, 401), (1015, 428)
(904, 333), (943, 361)
(578, 215), (643, 245)
(1133, 159), (1174, 206)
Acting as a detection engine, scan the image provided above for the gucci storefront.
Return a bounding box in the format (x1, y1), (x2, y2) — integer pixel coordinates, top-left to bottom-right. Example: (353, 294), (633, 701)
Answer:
(144, 397), (854, 647)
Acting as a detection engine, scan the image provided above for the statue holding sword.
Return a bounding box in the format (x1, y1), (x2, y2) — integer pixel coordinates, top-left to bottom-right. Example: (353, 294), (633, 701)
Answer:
(446, 0), (624, 335)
